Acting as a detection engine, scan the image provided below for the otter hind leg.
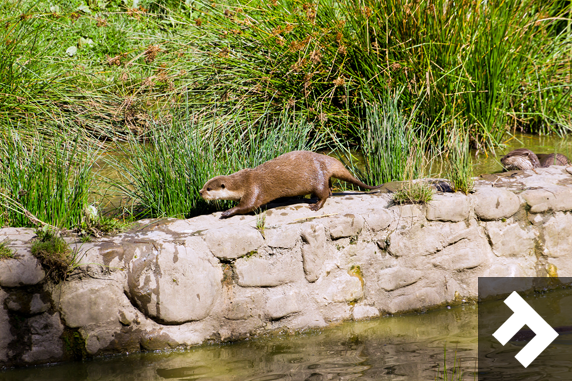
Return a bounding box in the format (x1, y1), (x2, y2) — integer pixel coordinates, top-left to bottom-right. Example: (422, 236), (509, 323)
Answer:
(309, 183), (331, 211)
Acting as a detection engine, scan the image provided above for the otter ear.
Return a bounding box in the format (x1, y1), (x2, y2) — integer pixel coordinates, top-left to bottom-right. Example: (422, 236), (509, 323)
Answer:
(221, 184), (226, 189)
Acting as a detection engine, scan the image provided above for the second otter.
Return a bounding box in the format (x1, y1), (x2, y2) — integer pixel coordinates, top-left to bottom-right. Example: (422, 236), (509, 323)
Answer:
(199, 151), (382, 218)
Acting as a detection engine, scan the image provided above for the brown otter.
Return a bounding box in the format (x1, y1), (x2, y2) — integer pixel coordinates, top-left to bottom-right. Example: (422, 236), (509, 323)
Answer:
(501, 149), (571, 171)
(500, 148), (541, 171)
(199, 151), (381, 218)
(537, 153), (571, 167)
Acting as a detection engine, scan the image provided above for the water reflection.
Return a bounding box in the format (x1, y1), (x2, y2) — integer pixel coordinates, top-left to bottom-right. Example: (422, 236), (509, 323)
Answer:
(2, 305), (477, 380)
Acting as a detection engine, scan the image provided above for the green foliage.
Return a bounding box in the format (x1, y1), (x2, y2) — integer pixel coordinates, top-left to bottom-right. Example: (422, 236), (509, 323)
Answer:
(108, 109), (324, 219)
(392, 181), (434, 205)
(31, 226), (72, 282)
(0, 239), (14, 260)
(355, 89), (427, 185)
(0, 128), (99, 228)
(447, 130), (475, 195)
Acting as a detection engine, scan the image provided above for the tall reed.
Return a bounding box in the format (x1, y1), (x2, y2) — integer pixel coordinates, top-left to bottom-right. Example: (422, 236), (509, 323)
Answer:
(109, 109), (324, 219)
(0, 128), (99, 228)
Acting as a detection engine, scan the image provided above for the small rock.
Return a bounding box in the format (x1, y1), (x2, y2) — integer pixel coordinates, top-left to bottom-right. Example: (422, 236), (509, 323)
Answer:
(266, 294), (300, 320)
(363, 209), (393, 232)
(426, 193), (470, 222)
(0, 251), (45, 287)
(301, 223), (327, 282)
(329, 214), (364, 239)
(378, 267), (423, 291)
(352, 305), (380, 320)
(235, 252), (304, 287)
(473, 187), (520, 220)
(204, 226), (264, 259)
(264, 226), (300, 249)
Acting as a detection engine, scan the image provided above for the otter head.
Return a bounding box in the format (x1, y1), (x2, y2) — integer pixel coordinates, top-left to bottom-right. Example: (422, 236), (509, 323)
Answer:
(200, 175), (242, 201)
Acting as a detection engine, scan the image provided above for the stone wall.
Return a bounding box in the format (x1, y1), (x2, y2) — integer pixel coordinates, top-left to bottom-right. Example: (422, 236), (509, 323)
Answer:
(2, 166), (572, 368)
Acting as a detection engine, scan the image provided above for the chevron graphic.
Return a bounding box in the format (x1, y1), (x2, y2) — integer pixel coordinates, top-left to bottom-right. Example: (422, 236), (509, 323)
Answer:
(493, 291), (559, 368)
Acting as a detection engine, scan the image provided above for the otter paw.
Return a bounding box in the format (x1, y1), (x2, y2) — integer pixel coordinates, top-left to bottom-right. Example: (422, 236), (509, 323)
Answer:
(309, 203), (320, 211)
(221, 210), (232, 218)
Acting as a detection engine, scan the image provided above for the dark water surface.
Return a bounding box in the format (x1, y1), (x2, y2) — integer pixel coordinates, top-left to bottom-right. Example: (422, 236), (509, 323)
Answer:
(1, 305), (478, 381)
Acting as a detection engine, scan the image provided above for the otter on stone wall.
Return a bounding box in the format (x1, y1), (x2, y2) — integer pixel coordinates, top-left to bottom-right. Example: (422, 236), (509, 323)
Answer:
(501, 149), (571, 171)
(199, 151), (382, 218)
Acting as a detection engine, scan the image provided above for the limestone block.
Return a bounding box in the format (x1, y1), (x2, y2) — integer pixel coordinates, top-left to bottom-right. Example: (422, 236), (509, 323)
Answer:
(363, 209), (393, 232)
(317, 271), (364, 304)
(224, 298), (252, 321)
(0, 227), (35, 244)
(521, 187), (572, 213)
(426, 193), (470, 222)
(0, 290), (11, 362)
(473, 187), (520, 220)
(378, 267), (423, 291)
(265, 294), (300, 320)
(386, 287), (443, 314)
(388, 221), (471, 257)
(0, 251), (45, 287)
(392, 204), (424, 220)
(127, 239), (222, 324)
(21, 312), (64, 364)
(352, 305), (380, 320)
(60, 280), (123, 328)
(235, 252), (304, 287)
(204, 226), (264, 259)
(543, 213), (572, 258)
(486, 221), (535, 257)
(431, 236), (488, 271)
(264, 226), (300, 249)
(329, 214), (364, 239)
(301, 223), (327, 282)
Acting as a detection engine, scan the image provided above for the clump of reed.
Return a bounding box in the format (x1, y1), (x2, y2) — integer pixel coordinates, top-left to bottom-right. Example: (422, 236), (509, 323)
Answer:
(393, 181), (434, 205)
(186, 0), (571, 149)
(0, 239), (14, 260)
(0, 127), (99, 229)
(109, 109), (324, 219)
(446, 128), (475, 195)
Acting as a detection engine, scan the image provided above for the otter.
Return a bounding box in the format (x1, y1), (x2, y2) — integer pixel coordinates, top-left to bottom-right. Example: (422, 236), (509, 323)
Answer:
(501, 149), (571, 171)
(500, 148), (540, 171)
(537, 153), (571, 167)
(199, 151), (382, 218)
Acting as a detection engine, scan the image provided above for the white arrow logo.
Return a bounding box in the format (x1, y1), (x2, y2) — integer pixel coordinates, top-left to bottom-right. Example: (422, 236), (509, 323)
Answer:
(493, 291), (559, 368)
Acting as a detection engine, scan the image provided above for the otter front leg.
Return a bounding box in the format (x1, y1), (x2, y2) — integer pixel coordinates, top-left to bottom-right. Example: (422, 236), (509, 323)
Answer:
(220, 195), (258, 218)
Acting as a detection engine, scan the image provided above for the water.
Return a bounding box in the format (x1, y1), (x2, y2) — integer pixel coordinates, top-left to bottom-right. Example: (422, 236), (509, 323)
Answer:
(1, 305), (478, 381)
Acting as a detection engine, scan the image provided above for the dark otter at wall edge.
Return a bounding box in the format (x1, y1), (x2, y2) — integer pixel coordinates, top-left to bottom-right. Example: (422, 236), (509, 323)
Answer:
(199, 151), (382, 218)
(500, 148), (541, 171)
(501, 149), (571, 171)
(537, 153), (571, 167)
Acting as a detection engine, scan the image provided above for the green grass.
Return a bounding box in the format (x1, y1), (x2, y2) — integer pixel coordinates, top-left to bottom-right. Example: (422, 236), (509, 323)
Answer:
(0, 127), (99, 228)
(108, 108), (325, 219)
(0, 239), (14, 260)
(392, 181), (434, 205)
(447, 128), (475, 195)
(31, 226), (72, 282)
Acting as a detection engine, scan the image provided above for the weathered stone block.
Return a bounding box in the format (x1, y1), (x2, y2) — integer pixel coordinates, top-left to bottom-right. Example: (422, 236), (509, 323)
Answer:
(60, 280), (123, 328)
(473, 187), (520, 220)
(521, 187), (572, 213)
(543, 213), (572, 258)
(386, 287), (443, 314)
(0, 251), (45, 287)
(329, 214), (364, 239)
(235, 252), (304, 287)
(426, 193), (470, 222)
(127, 239), (222, 324)
(0, 290), (11, 362)
(264, 226), (300, 249)
(431, 236), (488, 271)
(378, 267), (423, 291)
(301, 223), (327, 282)
(486, 221), (536, 257)
(224, 299), (252, 321)
(388, 221), (471, 257)
(363, 209), (393, 232)
(21, 312), (64, 364)
(204, 226), (264, 259)
(352, 305), (380, 320)
(266, 294), (300, 319)
(317, 271), (364, 304)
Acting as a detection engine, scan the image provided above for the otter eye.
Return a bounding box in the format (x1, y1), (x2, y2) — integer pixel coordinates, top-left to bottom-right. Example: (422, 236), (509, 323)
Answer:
(221, 184), (225, 189)
(207, 187), (211, 191)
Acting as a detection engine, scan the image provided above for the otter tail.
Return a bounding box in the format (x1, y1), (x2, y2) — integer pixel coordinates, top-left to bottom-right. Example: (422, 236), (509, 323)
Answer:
(333, 166), (383, 190)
